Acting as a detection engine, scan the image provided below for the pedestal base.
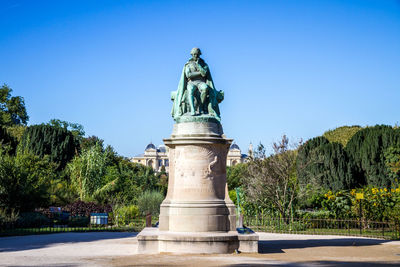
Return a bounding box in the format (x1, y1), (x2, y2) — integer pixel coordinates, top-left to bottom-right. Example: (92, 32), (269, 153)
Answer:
(137, 228), (259, 254)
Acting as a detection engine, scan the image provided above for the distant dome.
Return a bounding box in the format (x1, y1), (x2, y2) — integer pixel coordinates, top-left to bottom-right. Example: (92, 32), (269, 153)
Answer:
(157, 145), (166, 153)
(145, 143), (156, 150)
(230, 143), (240, 150)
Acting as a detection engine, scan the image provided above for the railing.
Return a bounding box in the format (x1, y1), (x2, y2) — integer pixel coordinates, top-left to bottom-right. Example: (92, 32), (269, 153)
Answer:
(3, 214), (399, 240)
(244, 216), (400, 240)
(0, 216), (155, 237)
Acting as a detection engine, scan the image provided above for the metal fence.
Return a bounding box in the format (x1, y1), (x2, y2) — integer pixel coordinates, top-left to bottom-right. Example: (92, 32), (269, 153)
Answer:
(0, 215), (152, 237)
(245, 216), (400, 240)
(2, 214), (400, 240)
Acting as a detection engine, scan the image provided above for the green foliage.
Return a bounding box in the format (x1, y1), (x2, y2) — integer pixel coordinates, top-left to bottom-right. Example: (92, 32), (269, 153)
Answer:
(16, 212), (51, 227)
(68, 216), (89, 227)
(297, 136), (329, 188)
(157, 170), (169, 196)
(0, 208), (19, 228)
(323, 126), (362, 147)
(137, 191), (164, 216)
(0, 125), (18, 154)
(298, 136), (359, 191)
(384, 146), (400, 183)
(5, 125), (26, 142)
(226, 163), (247, 190)
(319, 191), (352, 219)
(346, 125), (400, 187)
(0, 84), (29, 126)
(296, 210), (332, 220)
(309, 187), (400, 223)
(68, 143), (108, 201)
(48, 119), (85, 139)
(48, 176), (79, 206)
(93, 160), (159, 205)
(228, 189), (237, 206)
(18, 124), (79, 170)
(245, 136), (299, 218)
(0, 151), (56, 211)
(113, 205), (139, 225)
(80, 135), (104, 151)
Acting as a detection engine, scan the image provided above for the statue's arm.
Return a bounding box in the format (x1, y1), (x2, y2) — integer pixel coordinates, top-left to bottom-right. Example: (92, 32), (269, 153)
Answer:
(197, 63), (208, 77)
(185, 64), (202, 79)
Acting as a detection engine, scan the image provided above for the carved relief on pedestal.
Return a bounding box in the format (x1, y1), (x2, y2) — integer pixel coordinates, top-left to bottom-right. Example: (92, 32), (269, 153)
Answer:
(168, 143), (228, 200)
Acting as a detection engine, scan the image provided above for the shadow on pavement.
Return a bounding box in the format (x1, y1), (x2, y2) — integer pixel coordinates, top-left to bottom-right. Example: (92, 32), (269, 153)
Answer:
(0, 231), (138, 253)
(258, 238), (390, 254)
(229, 262), (400, 267)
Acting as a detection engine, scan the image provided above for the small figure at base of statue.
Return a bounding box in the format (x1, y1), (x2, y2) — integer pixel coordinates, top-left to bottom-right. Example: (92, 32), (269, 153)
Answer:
(171, 48), (224, 123)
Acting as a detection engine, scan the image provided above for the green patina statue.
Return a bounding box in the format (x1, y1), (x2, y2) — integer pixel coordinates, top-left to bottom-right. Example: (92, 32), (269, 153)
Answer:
(171, 48), (224, 123)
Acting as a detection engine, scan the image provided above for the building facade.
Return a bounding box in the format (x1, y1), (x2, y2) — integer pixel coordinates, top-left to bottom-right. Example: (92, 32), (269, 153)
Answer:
(131, 142), (250, 172)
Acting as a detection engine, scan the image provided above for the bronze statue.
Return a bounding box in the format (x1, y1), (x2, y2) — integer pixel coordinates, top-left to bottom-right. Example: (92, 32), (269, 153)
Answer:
(171, 48), (224, 122)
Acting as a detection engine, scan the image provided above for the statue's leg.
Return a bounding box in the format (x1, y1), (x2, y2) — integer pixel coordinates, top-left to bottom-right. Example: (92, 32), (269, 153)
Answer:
(187, 83), (196, 115)
(208, 89), (219, 117)
(199, 83), (209, 114)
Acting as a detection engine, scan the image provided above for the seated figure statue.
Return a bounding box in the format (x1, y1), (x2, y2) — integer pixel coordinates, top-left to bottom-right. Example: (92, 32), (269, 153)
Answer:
(171, 48), (224, 122)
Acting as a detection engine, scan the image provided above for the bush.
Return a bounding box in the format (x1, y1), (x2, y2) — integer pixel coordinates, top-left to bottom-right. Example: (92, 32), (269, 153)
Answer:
(16, 212), (51, 228)
(297, 210), (332, 220)
(0, 152), (55, 211)
(68, 216), (89, 227)
(137, 191), (164, 216)
(113, 205), (139, 225)
(0, 208), (19, 229)
(229, 189), (237, 206)
(63, 200), (112, 217)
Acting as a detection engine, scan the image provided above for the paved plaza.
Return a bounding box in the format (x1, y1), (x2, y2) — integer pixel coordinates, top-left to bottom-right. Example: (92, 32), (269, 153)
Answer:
(1, 232), (400, 266)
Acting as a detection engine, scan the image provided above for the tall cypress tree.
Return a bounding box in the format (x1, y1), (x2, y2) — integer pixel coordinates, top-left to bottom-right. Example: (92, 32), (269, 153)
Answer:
(297, 136), (357, 191)
(346, 125), (400, 187)
(18, 124), (78, 170)
(297, 136), (329, 187)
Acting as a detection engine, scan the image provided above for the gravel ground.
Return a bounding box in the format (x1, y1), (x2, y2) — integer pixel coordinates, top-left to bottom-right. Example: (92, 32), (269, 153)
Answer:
(1, 232), (400, 266)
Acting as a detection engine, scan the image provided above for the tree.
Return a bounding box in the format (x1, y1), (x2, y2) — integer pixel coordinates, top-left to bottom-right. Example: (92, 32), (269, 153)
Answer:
(68, 143), (108, 201)
(80, 135), (104, 151)
(0, 84), (28, 126)
(0, 125), (18, 154)
(137, 191), (164, 216)
(226, 163), (247, 190)
(18, 124), (79, 170)
(346, 125), (400, 187)
(48, 119), (85, 139)
(384, 146), (400, 185)
(0, 150), (56, 211)
(297, 136), (358, 191)
(323, 126), (362, 147)
(244, 136), (299, 218)
(93, 160), (159, 205)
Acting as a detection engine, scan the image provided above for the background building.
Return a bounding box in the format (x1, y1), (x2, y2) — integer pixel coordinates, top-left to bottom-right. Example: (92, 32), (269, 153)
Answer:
(131, 142), (251, 172)
(131, 143), (169, 172)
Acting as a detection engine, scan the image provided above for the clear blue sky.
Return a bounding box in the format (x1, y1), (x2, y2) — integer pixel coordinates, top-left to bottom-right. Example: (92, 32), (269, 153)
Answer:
(1, 0), (399, 157)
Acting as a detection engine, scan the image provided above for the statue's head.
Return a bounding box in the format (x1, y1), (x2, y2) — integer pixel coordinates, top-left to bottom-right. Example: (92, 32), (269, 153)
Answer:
(190, 47), (201, 60)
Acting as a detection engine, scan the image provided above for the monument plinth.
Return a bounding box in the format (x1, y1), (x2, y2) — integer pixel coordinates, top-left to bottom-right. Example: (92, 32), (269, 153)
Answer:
(137, 48), (258, 254)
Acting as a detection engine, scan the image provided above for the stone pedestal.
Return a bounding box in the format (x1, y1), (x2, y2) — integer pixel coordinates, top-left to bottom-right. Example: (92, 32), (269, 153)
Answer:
(137, 121), (258, 254)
